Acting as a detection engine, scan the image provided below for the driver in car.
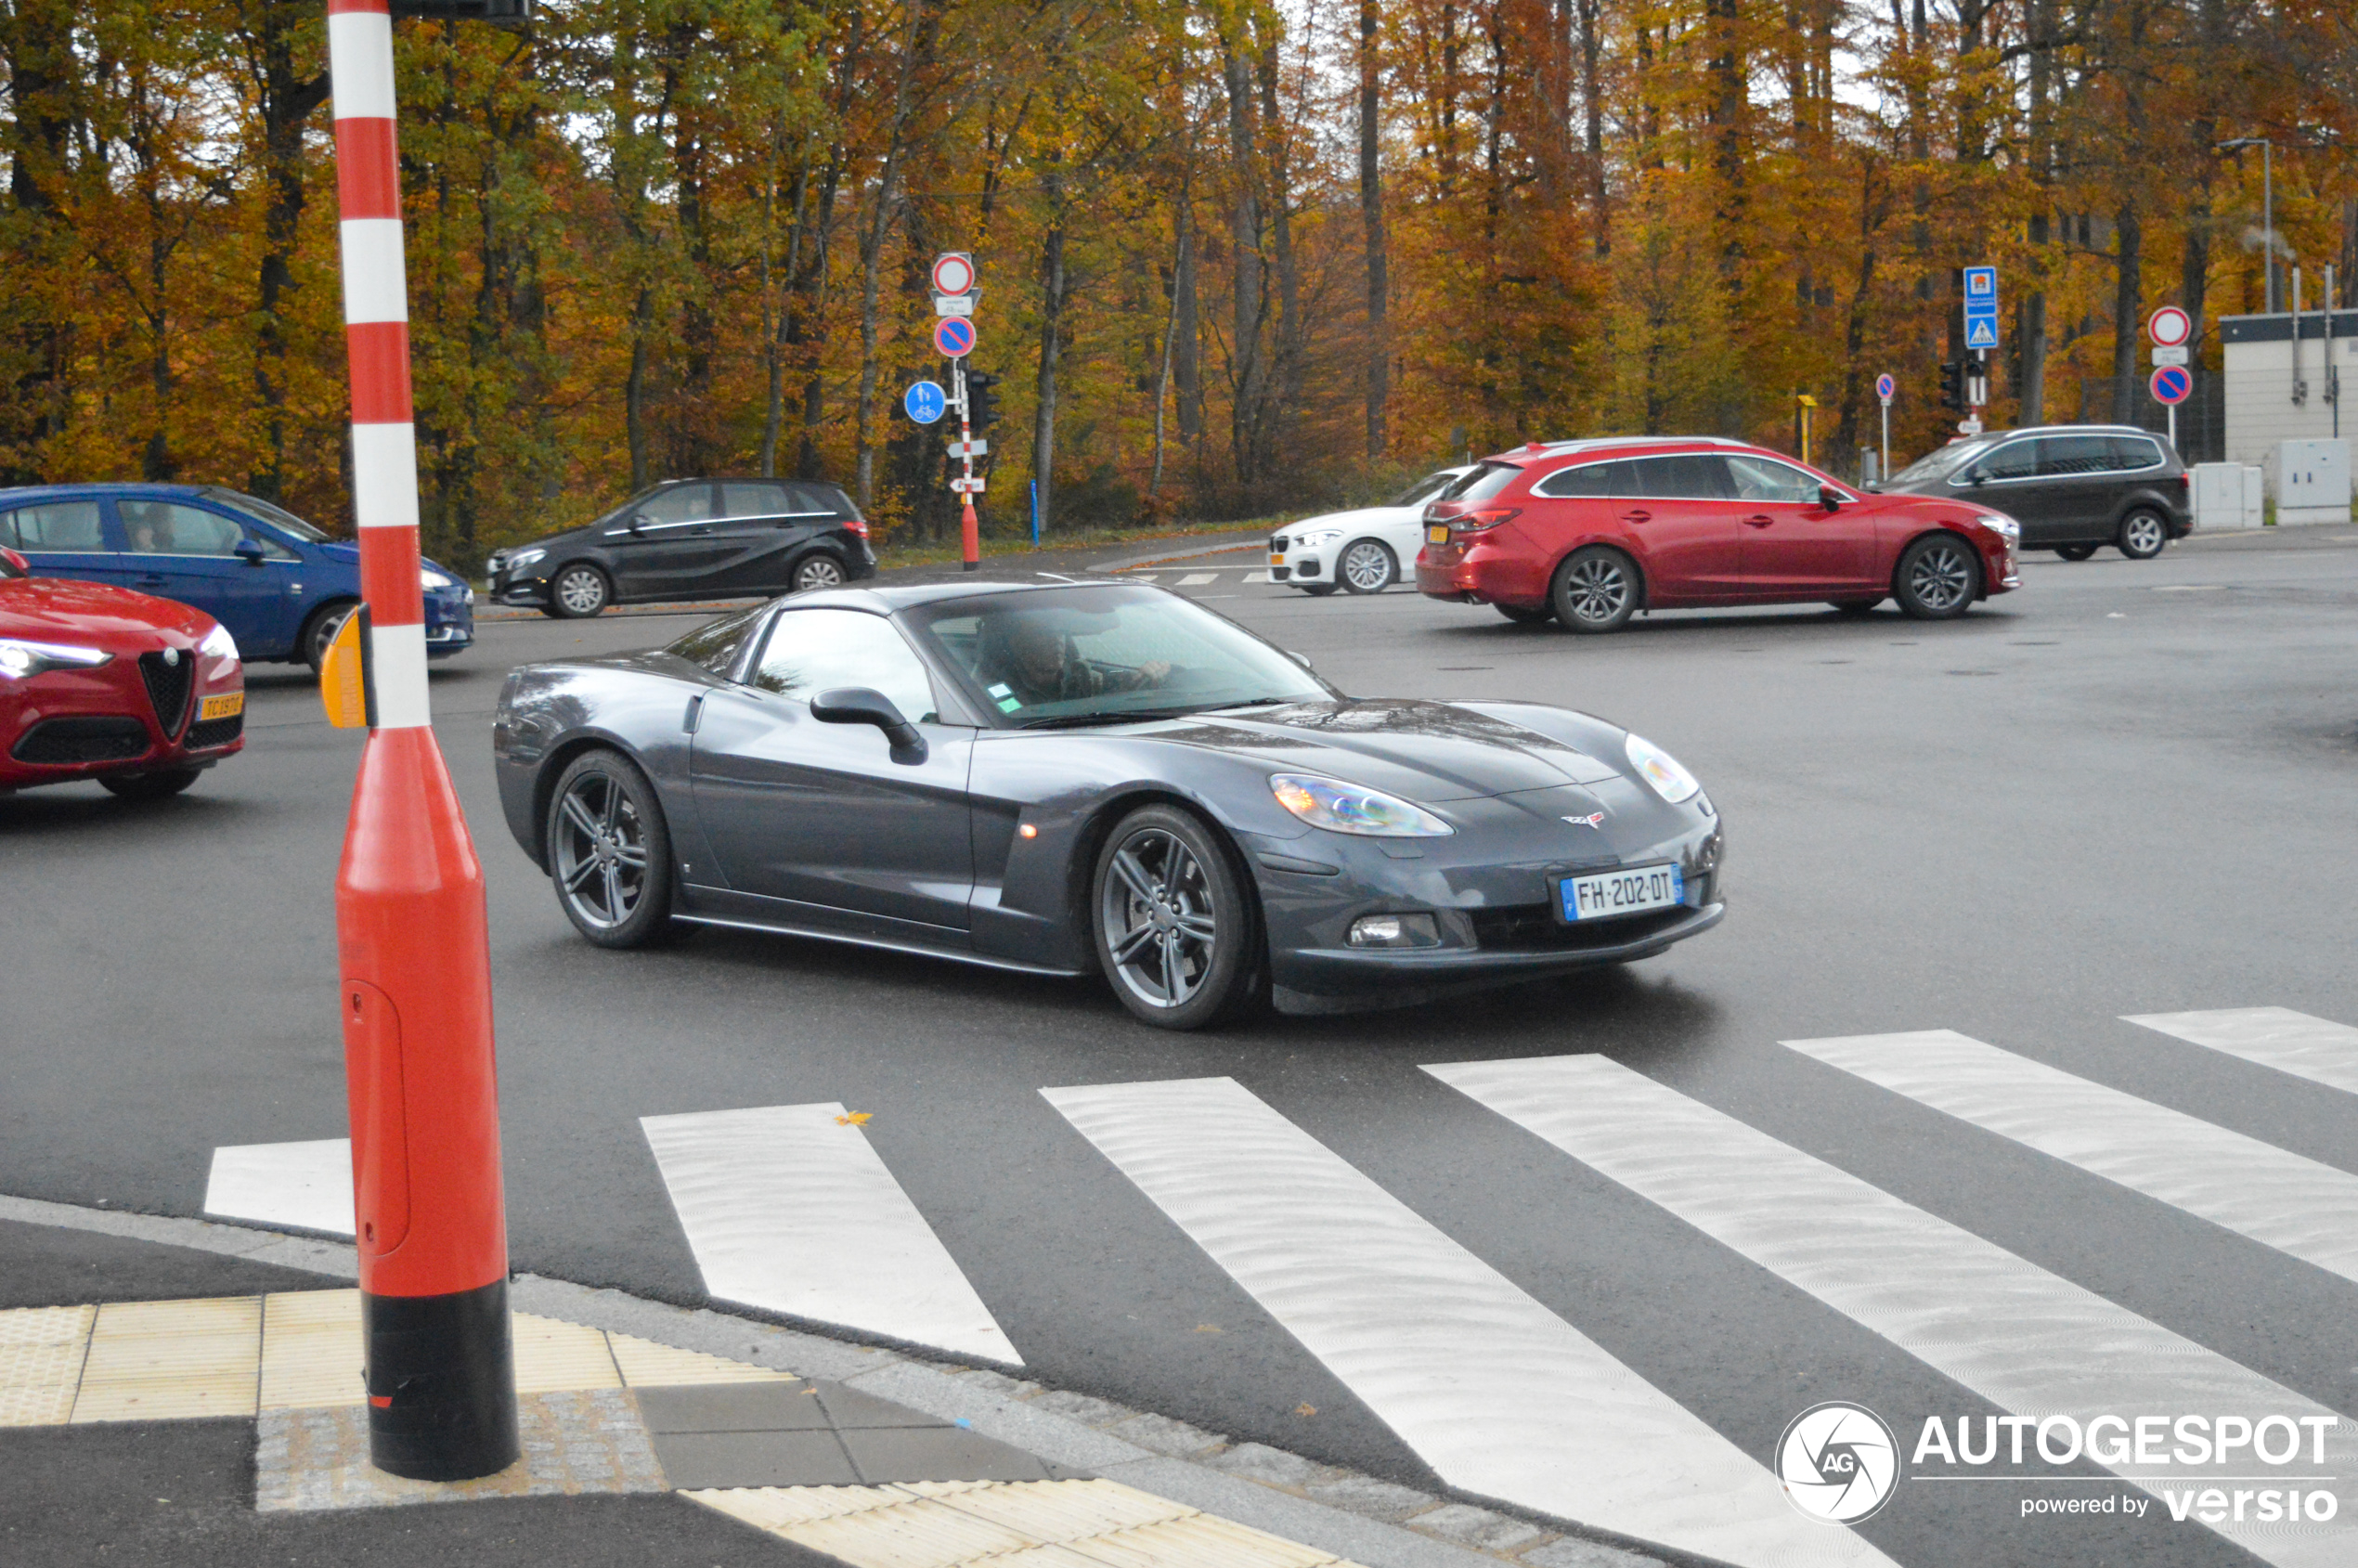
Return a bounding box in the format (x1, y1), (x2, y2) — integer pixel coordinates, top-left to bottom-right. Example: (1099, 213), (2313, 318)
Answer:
(986, 616), (1171, 707)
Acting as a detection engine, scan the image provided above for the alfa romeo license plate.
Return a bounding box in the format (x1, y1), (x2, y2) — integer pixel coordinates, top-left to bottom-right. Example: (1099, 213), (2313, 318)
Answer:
(200, 692), (244, 721)
(1558, 864), (1683, 923)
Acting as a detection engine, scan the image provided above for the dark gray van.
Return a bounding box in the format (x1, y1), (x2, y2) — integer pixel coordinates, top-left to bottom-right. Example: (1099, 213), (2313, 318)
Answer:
(1878, 424), (2190, 559)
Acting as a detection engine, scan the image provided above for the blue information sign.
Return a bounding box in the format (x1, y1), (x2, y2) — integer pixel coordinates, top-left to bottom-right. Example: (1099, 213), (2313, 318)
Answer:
(1964, 315), (2000, 349)
(904, 380), (946, 424)
(1963, 266), (1997, 302)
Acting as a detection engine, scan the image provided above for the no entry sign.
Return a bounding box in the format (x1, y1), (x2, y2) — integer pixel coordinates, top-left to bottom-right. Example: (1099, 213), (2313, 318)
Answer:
(2149, 365), (2193, 406)
(933, 317), (977, 359)
(2147, 305), (2193, 349)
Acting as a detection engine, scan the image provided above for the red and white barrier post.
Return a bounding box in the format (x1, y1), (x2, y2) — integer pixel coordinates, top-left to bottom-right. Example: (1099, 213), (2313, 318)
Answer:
(326, 0), (519, 1481)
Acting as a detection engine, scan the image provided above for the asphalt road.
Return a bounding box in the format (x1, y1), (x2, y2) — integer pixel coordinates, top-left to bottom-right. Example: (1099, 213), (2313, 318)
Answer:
(7, 528), (2358, 1568)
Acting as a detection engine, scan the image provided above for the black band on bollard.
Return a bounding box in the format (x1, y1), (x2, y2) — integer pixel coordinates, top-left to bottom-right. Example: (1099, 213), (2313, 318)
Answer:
(362, 1277), (521, 1481)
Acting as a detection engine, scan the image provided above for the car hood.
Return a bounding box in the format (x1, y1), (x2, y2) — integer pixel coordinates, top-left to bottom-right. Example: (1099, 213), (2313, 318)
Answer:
(1157, 697), (1625, 801)
(0, 577), (214, 648)
(1280, 504), (1417, 535)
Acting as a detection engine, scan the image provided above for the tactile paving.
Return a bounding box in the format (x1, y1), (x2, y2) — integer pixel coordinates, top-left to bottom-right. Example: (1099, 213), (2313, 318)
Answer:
(71, 1296), (261, 1423)
(259, 1289), (364, 1410)
(0, 1305), (95, 1427)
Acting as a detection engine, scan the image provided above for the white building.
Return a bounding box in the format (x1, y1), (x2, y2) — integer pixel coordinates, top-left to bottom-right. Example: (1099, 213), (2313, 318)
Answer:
(2219, 307), (2358, 470)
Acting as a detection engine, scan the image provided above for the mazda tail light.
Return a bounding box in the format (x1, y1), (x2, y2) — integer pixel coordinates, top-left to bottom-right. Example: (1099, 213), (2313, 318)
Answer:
(1449, 506), (1522, 533)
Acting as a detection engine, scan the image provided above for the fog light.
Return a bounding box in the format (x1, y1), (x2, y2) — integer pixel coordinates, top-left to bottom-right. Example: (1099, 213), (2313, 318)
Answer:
(1349, 913), (1439, 948)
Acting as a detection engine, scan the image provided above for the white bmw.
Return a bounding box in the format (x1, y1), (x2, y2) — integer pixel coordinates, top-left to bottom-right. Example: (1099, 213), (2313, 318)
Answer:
(1268, 467), (1473, 596)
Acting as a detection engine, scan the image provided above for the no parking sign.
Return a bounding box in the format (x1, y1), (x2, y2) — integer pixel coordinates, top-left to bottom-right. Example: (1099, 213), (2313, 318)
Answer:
(2150, 365), (2192, 405)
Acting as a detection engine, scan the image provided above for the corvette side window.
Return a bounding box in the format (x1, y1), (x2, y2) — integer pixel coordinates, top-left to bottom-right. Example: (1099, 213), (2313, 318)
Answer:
(751, 609), (939, 722)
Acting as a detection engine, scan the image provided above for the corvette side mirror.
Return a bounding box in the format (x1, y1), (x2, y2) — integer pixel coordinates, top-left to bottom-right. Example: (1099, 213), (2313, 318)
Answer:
(813, 686), (927, 765)
(1818, 486), (1843, 512)
(234, 538), (266, 566)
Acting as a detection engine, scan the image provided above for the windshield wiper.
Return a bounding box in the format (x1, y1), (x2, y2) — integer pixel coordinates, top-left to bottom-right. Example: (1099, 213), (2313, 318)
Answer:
(1017, 706), (1217, 730)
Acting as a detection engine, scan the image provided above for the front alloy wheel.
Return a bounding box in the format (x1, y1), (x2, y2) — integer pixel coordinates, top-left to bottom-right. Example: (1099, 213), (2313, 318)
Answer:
(1894, 534), (1980, 619)
(1093, 805), (1262, 1030)
(1550, 546), (1639, 633)
(1339, 539), (1397, 594)
(547, 750), (676, 947)
(2117, 510), (2168, 560)
(793, 553), (848, 592)
(551, 564), (611, 618)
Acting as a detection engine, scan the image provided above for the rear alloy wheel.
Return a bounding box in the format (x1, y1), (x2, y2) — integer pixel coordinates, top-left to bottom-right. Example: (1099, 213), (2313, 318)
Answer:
(551, 564), (612, 618)
(1496, 602), (1555, 624)
(2055, 543), (2099, 561)
(546, 749), (676, 948)
(1894, 533), (1981, 619)
(1549, 546), (1639, 633)
(1339, 538), (1398, 594)
(1093, 804), (1263, 1030)
(100, 768), (201, 801)
(793, 553), (848, 592)
(2116, 510), (2168, 561)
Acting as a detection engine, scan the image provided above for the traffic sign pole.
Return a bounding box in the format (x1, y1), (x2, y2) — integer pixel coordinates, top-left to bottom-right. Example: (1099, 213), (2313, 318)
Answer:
(1875, 372), (1895, 485)
(326, 0), (519, 1484)
(956, 358), (978, 571)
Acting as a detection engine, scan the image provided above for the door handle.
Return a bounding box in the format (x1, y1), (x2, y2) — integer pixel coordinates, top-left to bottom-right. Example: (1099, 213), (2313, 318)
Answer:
(1743, 514), (1774, 528)
(1618, 509), (1652, 524)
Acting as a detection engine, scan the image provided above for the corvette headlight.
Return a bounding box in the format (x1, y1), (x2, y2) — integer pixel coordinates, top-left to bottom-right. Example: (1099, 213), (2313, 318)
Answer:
(506, 547), (546, 570)
(1624, 733), (1701, 805)
(1271, 772), (1453, 836)
(199, 623), (240, 662)
(1974, 512), (2020, 541)
(0, 638), (113, 679)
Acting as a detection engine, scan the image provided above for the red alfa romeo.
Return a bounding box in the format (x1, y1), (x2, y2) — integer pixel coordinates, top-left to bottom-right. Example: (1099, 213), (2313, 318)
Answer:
(1, 545), (245, 798)
(1417, 436), (2020, 630)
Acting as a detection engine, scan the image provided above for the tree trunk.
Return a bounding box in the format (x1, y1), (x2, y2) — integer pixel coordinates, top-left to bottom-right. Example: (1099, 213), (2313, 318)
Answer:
(2018, 0), (2053, 424)
(853, 0), (936, 510)
(1257, 33), (1304, 459)
(1360, 0), (1389, 456)
(1222, 44), (1264, 486)
(245, 3), (330, 502)
(1034, 195), (1066, 533)
(3, 0), (77, 482)
(2112, 202), (2143, 422)
(1576, 0), (1606, 253)
(1174, 196), (1201, 443)
(626, 286), (654, 494)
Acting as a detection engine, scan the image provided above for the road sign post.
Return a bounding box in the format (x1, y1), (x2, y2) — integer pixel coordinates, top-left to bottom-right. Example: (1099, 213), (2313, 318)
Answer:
(2151, 364), (2192, 450)
(325, 0), (518, 1484)
(1962, 267), (1999, 434)
(932, 270), (985, 568)
(1875, 373), (1895, 485)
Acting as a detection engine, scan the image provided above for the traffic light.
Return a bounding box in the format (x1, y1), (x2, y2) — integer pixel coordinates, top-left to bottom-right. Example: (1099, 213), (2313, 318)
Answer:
(965, 370), (1002, 431)
(1937, 359), (1966, 412)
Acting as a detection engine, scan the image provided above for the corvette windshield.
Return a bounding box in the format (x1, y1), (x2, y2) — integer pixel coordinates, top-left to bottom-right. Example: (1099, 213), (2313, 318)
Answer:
(908, 585), (1330, 725)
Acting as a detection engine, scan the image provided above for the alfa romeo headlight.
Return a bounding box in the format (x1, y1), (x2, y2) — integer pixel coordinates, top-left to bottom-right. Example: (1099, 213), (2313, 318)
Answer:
(1624, 733), (1701, 805)
(1271, 773), (1453, 836)
(0, 639), (112, 679)
(1974, 512), (2020, 541)
(199, 623), (240, 662)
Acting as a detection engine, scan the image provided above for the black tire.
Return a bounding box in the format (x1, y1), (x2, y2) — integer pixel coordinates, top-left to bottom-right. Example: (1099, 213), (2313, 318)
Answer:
(99, 768), (201, 801)
(1549, 546), (1639, 633)
(1091, 804), (1264, 1030)
(545, 749), (677, 948)
(1338, 538), (1397, 594)
(792, 552), (849, 592)
(2054, 543), (2099, 562)
(297, 601), (358, 673)
(550, 563), (612, 618)
(1828, 597), (1884, 616)
(2116, 510), (2168, 560)
(1496, 602), (1555, 624)
(1297, 583), (1340, 598)
(1893, 533), (1981, 619)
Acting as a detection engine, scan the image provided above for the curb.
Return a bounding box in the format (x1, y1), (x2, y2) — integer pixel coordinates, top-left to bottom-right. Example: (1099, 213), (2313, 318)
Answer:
(0, 1192), (1699, 1568)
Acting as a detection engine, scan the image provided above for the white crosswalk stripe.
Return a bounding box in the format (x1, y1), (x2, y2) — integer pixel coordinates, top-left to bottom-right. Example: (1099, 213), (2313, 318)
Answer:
(641, 1102), (1021, 1366)
(2125, 1007), (2358, 1095)
(1426, 1053), (2358, 1568)
(1043, 1074), (1892, 1568)
(1176, 572), (1218, 586)
(1784, 1029), (2358, 1285)
(202, 1138), (354, 1237)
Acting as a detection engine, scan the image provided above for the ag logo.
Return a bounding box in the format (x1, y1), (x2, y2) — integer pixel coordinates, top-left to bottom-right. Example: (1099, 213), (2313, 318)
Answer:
(1777, 1402), (1899, 1524)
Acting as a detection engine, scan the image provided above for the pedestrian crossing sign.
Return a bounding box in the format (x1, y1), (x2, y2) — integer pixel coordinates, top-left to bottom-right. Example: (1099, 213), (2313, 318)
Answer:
(1964, 316), (2000, 349)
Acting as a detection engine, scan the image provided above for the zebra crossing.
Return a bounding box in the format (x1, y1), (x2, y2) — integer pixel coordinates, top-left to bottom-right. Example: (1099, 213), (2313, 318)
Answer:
(201, 1004), (2358, 1567)
(1117, 566), (1278, 587)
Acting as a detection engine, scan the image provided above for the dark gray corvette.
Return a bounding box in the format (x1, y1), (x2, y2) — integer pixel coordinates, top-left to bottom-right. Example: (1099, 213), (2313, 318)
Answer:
(492, 575), (1725, 1029)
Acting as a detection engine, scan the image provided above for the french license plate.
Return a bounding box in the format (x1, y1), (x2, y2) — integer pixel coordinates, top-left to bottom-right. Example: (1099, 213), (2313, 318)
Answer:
(1558, 864), (1683, 923)
(200, 692), (243, 721)
(1425, 525), (1451, 545)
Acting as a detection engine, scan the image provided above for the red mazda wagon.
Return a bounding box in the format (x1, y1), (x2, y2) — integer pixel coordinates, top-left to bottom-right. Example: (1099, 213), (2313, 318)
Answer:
(1416, 437), (2020, 631)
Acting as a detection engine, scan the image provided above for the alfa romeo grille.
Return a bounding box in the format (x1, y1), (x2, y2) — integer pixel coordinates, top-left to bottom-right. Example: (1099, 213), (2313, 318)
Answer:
(138, 650), (194, 739)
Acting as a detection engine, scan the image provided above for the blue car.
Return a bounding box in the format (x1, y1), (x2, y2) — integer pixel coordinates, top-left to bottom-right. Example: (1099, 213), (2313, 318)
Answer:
(0, 483), (473, 668)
